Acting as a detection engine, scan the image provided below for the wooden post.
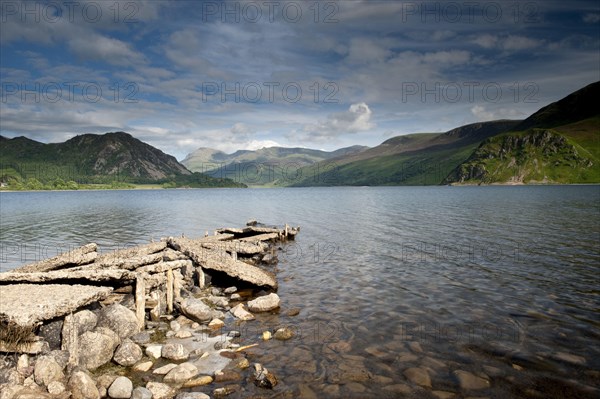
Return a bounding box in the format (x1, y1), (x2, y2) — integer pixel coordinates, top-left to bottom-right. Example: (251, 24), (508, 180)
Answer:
(166, 269), (174, 314)
(62, 313), (79, 373)
(284, 224), (289, 238)
(197, 267), (205, 289)
(135, 274), (146, 330)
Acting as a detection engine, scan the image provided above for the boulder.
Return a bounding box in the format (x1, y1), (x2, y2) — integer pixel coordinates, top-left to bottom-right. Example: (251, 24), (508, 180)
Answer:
(163, 362), (198, 382)
(161, 343), (189, 361)
(146, 382), (176, 399)
(131, 387), (153, 399)
(253, 363), (277, 389)
(33, 356), (64, 387)
(69, 370), (100, 399)
(180, 298), (221, 323)
(230, 304), (254, 321)
(247, 293), (280, 312)
(47, 380), (66, 395)
(113, 339), (143, 366)
(96, 304), (140, 339)
(78, 328), (120, 370)
(108, 376), (133, 399)
(145, 345), (162, 359)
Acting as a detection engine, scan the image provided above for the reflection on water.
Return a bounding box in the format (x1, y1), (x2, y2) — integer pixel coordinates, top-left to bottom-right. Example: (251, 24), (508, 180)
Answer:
(1, 186), (599, 397)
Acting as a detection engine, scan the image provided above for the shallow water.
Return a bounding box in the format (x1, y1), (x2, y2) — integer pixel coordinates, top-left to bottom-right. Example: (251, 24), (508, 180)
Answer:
(1, 186), (599, 397)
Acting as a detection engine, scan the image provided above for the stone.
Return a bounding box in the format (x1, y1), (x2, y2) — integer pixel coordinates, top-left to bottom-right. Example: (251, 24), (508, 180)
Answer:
(132, 361), (154, 372)
(47, 380), (66, 395)
(97, 304), (140, 339)
(230, 304), (254, 321)
(108, 376), (133, 399)
(145, 345), (162, 359)
(403, 367), (431, 388)
(213, 385), (239, 397)
(286, 308), (300, 316)
(174, 330), (193, 339)
(214, 370), (241, 382)
(69, 370), (100, 399)
(164, 362), (199, 382)
(182, 375), (214, 387)
(236, 358), (250, 369)
(274, 327), (294, 340)
(454, 370), (489, 390)
(146, 382), (176, 399)
(130, 331), (151, 345)
(96, 375), (118, 393)
(253, 363), (277, 389)
(176, 393), (210, 399)
(208, 319), (225, 329)
(113, 339), (143, 366)
(48, 350), (70, 370)
(72, 310), (98, 335)
(180, 298), (219, 323)
(383, 384), (412, 395)
(153, 363), (177, 375)
(262, 331), (272, 341)
(432, 391), (456, 399)
(409, 341), (423, 353)
(38, 319), (63, 350)
(206, 296), (229, 308)
(131, 387), (153, 399)
(224, 286), (237, 294)
(78, 327), (120, 370)
(555, 352), (586, 365)
(161, 343), (189, 361)
(247, 293), (280, 312)
(34, 356), (64, 386)
(230, 294), (241, 301)
(170, 321), (181, 332)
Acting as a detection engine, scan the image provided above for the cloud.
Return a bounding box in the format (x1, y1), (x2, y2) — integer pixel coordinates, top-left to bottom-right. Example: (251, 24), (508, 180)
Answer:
(583, 13), (600, 23)
(470, 105), (524, 121)
(69, 34), (147, 66)
(298, 102), (374, 141)
(472, 35), (543, 51)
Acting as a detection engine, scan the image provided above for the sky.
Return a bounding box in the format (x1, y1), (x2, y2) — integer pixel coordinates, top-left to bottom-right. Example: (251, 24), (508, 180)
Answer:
(1, 0), (599, 160)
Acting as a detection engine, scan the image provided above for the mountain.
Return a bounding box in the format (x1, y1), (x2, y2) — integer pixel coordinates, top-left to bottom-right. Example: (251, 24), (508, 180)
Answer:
(288, 120), (522, 186)
(0, 132), (244, 188)
(444, 82), (600, 185)
(182, 145), (369, 186)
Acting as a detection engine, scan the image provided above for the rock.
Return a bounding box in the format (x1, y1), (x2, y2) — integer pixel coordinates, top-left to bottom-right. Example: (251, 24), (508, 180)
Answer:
(206, 296), (229, 308)
(96, 304), (140, 340)
(47, 380), (66, 395)
(174, 330), (193, 338)
(403, 367), (431, 388)
(34, 356), (64, 386)
(236, 358), (250, 369)
(211, 287), (222, 296)
(274, 327), (294, 340)
(113, 339), (143, 366)
(96, 375), (118, 394)
(182, 375), (214, 387)
(432, 391), (456, 399)
(108, 376), (133, 399)
(253, 363), (277, 389)
(261, 253), (277, 265)
(230, 304), (254, 321)
(383, 384), (412, 395)
(214, 370), (241, 382)
(132, 361), (153, 372)
(38, 319), (63, 350)
(130, 331), (151, 345)
(208, 319), (225, 329)
(286, 308), (300, 316)
(170, 321), (181, 332)
(161, 343), (189, 361)
(227, 330), (241, 338)
(145, 345), (162, 359)
(262, 331), (272, 341)
(224, 287), (237, 294)
(72, 310), (98, 335)
(247, 293), (280, 312)
(131, 387), (153, 399)
(17, 354), (32, 377)
(146, 382), (176, 399)
(164, 363), (199, 382)
(176, 393), (210, 399)
(48, 350), (69, 370)
(454, 370), (489, 390)
(213, 385), (239, 397)
(69, 370), (100, 399)
(153, 363), (177, 375)
(78, 327), (120, 370)
(230, 294), (241, 301)
(409, 341), (423, 353)
(180, 298), (220, 323)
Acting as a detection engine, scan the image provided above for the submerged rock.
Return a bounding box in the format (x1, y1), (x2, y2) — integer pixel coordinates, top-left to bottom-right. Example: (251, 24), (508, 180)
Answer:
(253, 363), (277, 389)
(230, 304), (255, 321)
(453, 370), (489, 390)
(273, 327), (294, 341)
(403, 367), (431, 388)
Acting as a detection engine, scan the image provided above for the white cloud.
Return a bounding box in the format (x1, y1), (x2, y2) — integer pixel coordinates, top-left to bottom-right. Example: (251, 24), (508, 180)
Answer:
(472, 34), (543, 51)
(297, 102), (374, 141)
(470, 105), (524, 121)
(69, 34), (147, 66)
(245, 140), (281, 150)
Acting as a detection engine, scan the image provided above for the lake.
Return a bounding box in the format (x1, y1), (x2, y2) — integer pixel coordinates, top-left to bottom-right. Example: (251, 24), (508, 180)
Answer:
(1, 186), (599, 398)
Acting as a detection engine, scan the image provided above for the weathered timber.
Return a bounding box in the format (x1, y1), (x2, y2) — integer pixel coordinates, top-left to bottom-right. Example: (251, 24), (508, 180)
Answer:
(166, 269), (174, 314)
(12, 243), (98, 273)
(135, 275), (146, 330)
(94, 241), (167, 266)
(0, 269), (136, 284)
(200, 241), (268, 255)
(0, 284), (113, 326)
(239, 233), (280, 243)
(136, 260), (192, 274)
(168, 237), (277, 289)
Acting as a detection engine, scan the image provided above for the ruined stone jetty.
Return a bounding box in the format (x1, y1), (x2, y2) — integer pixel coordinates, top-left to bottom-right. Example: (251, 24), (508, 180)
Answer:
(0, 221), (298, 399)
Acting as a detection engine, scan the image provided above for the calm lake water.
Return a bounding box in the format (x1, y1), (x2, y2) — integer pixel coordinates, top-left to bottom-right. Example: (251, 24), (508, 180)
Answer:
(1, 186), (599, 398)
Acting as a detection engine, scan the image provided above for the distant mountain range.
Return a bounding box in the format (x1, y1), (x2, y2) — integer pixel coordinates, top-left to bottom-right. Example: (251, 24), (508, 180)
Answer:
(1, 81), (598, 189)
(0, 132), (243, 189)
